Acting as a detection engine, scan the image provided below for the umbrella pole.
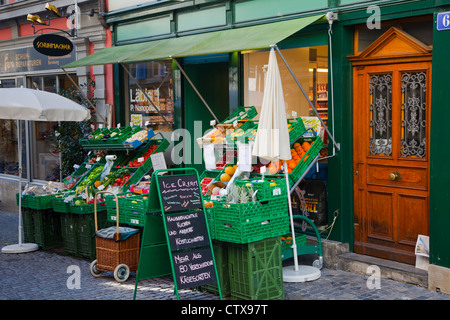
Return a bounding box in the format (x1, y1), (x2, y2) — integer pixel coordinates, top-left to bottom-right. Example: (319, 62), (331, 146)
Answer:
(282, 164), (320, 283)
(2, 120), (38, 254)
(284, 160), (298, 271)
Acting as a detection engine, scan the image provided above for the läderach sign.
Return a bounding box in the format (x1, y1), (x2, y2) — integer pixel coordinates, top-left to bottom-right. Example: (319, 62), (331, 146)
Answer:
(0, 45), (75, 74)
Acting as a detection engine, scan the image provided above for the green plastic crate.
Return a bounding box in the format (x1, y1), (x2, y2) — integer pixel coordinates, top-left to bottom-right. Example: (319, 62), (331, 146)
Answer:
(70, 198), (107, 214)
(60, 212), (78, 255)
(22, 207), (35, 243)
(16, 193), (29, 208)
(32, 209), (63, 250)
(124, 195), (148, 226)
(27, 194), (54, 210)
(287, 118), (307, 144)
(201, 240), (231, 297)
(76, 211), (109, 259)
(213, 214), (289, 244)
(234, 178), (287, 200)
(105, 193), (132, 224)
(222, 106), (258, 124)
(213, 195), (288, 223)
(52, 193), (74, 213)
(60, 211), (111, 258)
(288, 135), (323, 186)
(228, 237), (284, 300)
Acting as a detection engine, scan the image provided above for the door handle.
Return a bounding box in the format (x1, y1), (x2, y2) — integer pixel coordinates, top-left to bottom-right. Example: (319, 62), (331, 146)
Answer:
(389, 171), (401, 181)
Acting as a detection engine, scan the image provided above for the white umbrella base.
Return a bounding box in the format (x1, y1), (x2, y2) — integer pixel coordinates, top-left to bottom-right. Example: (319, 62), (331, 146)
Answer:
(283, 265), (321, 282)
(2, 243), (39, 254)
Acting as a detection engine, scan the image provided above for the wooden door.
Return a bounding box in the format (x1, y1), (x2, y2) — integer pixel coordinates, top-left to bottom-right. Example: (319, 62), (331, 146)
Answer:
(353, 62), (431, 264)
(351, 28), (432, 265)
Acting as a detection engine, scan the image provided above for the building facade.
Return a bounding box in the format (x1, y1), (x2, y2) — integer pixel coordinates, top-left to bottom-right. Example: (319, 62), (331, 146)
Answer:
(0, 0), (111, 211)
(4, 0), (450, 294)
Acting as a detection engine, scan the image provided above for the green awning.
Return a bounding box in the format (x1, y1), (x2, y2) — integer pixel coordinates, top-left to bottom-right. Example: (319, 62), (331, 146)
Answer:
(63, 14), (324, 68)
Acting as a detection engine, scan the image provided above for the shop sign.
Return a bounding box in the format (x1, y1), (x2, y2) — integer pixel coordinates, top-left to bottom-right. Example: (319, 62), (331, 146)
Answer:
(0, 46), (75, 74)
(437, 12), (450, 31)
(33, 34), (73, 56)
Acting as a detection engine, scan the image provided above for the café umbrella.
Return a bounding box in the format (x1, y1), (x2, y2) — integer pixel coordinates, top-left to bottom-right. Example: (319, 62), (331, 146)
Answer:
(252, 47), (320, 282)
(0, 87), (90, 253)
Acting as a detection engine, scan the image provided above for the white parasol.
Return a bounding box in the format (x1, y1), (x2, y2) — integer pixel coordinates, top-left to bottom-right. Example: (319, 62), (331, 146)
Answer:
(252, 47), (320, 282)
(0, 87), (91, 253)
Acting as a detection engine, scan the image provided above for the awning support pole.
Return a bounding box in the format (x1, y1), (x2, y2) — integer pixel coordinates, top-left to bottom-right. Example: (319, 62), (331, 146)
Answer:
(61, 67), (106, 123)
(121, 63), (172, 128)
(172, 58), (220, 123)
(272, 44), (340, 151)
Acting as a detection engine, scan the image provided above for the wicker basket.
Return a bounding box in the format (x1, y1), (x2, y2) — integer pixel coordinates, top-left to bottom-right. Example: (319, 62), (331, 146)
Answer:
(92, 191), (140, 278)
(95, 232), (140, 272)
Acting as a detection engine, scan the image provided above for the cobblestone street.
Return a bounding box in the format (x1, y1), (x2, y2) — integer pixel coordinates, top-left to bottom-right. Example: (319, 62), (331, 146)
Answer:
(1, 210), (449, 302)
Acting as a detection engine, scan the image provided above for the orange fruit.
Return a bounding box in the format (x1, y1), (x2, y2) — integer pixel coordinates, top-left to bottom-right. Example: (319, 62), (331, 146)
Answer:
(293, 142), (300, 149)
(268, 166), (278, 175)
(224, 166), (235, 176)
(289, 162), (296, 170)
(220, 173), (231, 182)
(302, 142), (311, 151)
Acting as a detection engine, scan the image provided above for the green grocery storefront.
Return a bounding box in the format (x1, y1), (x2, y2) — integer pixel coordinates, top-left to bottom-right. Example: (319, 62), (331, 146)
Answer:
(64, 0), (450, 292)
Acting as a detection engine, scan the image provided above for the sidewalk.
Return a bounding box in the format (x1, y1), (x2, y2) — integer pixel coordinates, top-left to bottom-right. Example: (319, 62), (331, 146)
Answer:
(1, 210), (449, 301)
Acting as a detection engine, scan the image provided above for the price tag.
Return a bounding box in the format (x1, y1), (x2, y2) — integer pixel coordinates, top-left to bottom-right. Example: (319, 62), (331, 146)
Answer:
(150, 152), (167, 171)
(233, 120), (238, 128)
(73, 164), (80, 169)
(96, 157), (101, 162)
(85, 164), (92, 169)
(138, 157), (145, 163)
(98, 185), (105, 191)
(80, 193), (88, 199)
(203, 143), (216, 170)
(237, 143), (252, 172)
(210, 120), (216, 126)
(260, 166), (266, 174)
(273, 187), (281, 196)
(144, 175), (151, 180)
(292, 110), (297, 118)
(117, 123), (121, 128)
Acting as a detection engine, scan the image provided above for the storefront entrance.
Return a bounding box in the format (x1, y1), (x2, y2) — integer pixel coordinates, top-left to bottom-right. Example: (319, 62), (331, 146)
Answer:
(183, 59), (230, 173)
(351, 27), (432, 264)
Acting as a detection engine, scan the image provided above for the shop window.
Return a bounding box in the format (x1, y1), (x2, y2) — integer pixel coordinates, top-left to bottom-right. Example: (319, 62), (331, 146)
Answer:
(0, 78), (26, 178)
(125, 60), (174, 131)
(243, 45), (329, 139)
(0, 120), (26, 178)
(27, 74), (77, 182)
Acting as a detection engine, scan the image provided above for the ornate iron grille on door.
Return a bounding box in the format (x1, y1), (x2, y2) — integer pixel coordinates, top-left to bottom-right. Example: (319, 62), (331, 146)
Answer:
(401, 72), (427, 158)
(369, 73), (392, 156)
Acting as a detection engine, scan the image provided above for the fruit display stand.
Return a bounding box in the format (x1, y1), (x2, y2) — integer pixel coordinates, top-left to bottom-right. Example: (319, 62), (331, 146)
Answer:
(198, 114), (324, 299)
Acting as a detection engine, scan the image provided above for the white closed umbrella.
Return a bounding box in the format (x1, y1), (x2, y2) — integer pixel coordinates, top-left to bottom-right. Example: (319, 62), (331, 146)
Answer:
(0, 87), (90, 254)
(252, 47), (320, 282)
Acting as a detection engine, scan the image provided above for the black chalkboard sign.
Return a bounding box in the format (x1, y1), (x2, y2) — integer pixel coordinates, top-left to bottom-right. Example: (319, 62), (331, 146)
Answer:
(165, 211), (210, 251)
(157, 174), (202, 213)
(136, 168), (221, 300)
(171, 247), (217, 290)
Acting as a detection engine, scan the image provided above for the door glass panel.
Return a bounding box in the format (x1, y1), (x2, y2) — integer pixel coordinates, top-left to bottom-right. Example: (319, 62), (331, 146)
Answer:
(401, 72), (426, 158)
(369, 74), (392, 156)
